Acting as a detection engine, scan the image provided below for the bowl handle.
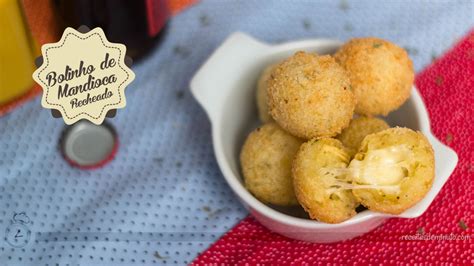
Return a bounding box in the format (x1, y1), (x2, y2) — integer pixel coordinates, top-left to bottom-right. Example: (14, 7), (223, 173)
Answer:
(190, 32), (269, 121)
(425, 134), (459, 200)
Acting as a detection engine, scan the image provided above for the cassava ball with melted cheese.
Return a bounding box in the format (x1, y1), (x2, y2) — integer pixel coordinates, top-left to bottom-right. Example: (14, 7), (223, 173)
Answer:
(292, 138), (359, 223)
(267, 51), (355, 139)
(337, 116), (390, 156)
(240, 123), (303, 206)
(256, 64), (277, 122)
(349, 127), (435, 214)
(335, 37), (414, 116)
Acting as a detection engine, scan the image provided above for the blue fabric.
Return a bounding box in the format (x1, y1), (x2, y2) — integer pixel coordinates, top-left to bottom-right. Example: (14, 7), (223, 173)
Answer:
(1, 0), (473, 264)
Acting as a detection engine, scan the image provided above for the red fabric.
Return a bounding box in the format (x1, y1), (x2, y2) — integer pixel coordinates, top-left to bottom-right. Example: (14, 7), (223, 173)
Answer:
(193, 30), (474, 264)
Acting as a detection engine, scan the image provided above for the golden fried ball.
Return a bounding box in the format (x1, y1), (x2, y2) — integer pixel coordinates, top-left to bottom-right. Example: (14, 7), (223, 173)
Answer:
(267, 51), (355, 139)
(337, 116), (390, 156)
(349, 127), (435, 214)
(240, 123), (303, 206)
(292, 138), (359, 223)
(335, 37), (414, 116)
(256, 64), (277, 122)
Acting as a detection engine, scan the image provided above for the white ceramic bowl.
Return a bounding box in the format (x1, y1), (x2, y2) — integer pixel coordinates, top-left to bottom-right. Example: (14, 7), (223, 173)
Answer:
(190, 32), (458, 243)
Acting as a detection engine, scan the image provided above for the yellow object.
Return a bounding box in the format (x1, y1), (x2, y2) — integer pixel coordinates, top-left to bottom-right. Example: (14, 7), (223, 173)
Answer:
(0, 0), (35, 104)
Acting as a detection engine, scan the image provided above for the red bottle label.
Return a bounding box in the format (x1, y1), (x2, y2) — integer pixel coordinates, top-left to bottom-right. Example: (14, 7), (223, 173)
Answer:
(145, 0), (170, 37)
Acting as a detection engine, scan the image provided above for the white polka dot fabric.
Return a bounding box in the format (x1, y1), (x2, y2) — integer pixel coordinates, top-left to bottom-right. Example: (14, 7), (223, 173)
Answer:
(1, 0), (473, 264)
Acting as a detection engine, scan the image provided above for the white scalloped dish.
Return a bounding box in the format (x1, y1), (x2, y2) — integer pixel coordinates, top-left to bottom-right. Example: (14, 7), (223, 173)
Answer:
(190, 32), (458, 243)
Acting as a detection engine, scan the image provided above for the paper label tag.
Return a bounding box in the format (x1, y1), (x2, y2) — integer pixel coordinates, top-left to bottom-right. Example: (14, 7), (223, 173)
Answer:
(33, 27), (135, 125)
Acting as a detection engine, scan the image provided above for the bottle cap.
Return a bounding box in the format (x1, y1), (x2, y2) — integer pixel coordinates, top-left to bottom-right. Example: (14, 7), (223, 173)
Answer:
(60, 120), (118, 169)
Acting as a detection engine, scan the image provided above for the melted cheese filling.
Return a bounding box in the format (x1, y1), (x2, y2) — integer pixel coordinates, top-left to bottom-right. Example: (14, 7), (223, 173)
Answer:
(320, 145), (413, 194)
(323, 145), (351, 164)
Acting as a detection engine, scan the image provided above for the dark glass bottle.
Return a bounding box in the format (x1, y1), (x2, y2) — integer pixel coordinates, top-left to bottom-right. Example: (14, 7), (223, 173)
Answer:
(54, 0), (169, 60)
